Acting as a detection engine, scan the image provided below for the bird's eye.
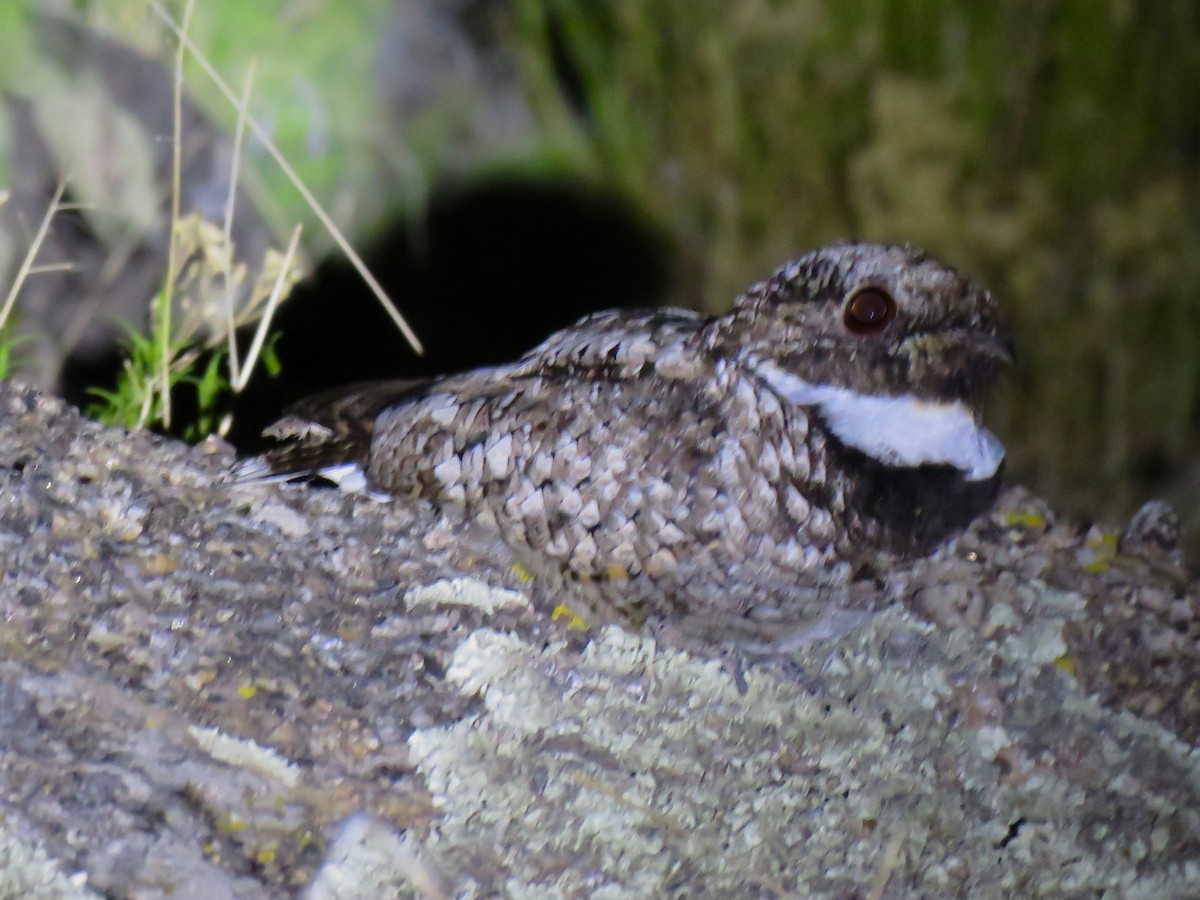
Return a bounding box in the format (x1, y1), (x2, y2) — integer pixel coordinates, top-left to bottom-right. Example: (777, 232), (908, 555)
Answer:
(843, 286), (896, 334)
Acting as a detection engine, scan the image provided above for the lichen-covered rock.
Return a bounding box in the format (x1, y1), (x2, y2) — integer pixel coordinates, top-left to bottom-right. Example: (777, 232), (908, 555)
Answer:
(0, 380), (1197, 897)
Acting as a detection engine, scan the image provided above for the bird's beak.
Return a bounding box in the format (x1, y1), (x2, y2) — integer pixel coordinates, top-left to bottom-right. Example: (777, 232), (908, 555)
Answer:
(901, 330), (1015, 368)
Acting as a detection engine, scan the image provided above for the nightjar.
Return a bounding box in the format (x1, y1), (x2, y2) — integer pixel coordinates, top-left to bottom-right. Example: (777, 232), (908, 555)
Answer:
(239, 242), (1010, 640)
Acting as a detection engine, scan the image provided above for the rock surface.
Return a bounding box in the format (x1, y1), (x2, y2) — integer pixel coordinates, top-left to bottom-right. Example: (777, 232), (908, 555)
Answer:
(0, 380), (1198, 898)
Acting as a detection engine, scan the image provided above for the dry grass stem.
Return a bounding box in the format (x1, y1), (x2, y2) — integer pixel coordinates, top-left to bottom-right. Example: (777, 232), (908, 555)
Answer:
(0, 179), (68, 332)
(223, 57), (256, 387)
(234, 223), (301, 392)
(147, 0), (424, 356)
(157, 0), (197, 429)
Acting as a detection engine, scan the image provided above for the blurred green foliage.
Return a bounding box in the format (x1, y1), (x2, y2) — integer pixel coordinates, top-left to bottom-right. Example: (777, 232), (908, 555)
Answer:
(5, 0), (409, 247)
(517, 0), (1200, 531)
(180, 0), (396, 242)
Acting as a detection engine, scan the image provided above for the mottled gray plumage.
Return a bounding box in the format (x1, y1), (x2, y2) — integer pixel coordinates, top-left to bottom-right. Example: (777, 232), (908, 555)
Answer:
(245, 242), (1010, 635)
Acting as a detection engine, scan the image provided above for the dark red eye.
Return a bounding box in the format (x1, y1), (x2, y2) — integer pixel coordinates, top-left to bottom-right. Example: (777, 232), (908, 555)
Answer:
(843, 286), (895, 334)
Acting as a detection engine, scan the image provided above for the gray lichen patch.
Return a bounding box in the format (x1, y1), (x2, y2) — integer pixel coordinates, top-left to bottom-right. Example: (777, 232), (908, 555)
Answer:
(404, 577), (532, 616)
(188, 725), (303, 789)
(0, 823), (97, 900)
(408, 613), (1200, 897)
(306, 815), (447, 900)
(2, 380), (1199, 896)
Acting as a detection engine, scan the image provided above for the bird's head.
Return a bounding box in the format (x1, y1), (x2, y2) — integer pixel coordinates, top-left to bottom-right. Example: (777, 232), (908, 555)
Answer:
(716, 242), (1012, 480)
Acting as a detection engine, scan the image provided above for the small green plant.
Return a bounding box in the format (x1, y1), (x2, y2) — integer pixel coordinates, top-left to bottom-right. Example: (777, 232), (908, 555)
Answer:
(78, 204), (299, 437)
(0, 333), (34, 381)
(85, 317), (281, 440)
(85, 321), (198, 432)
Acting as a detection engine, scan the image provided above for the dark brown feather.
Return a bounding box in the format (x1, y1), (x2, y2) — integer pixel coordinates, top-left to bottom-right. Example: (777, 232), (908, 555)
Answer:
(256, 379), (432, 478)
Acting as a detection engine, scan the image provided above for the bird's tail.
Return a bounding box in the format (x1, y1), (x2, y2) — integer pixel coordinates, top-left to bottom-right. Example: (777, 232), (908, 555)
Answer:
(229, 379), (431, 492)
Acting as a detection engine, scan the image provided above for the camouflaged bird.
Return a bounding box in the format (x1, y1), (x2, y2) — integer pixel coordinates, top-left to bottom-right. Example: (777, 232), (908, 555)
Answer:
(240, 242), (1011, 636)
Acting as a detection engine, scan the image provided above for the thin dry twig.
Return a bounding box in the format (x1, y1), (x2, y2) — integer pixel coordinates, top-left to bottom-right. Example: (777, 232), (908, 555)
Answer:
(158, 0), (197, 429)
(223, 57), (256, 387)
(147, 0), (425, 356)
(234, 223), (302, 391)
(0, 179), (68, 332)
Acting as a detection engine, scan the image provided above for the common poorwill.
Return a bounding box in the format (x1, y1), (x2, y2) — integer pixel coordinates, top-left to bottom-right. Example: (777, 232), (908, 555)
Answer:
(241, 242), (1010, 638)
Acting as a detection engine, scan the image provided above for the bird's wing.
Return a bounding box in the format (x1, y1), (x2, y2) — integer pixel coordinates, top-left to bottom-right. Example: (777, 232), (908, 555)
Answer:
(360, 307), (721, 493)
(232, 308), (709, 488)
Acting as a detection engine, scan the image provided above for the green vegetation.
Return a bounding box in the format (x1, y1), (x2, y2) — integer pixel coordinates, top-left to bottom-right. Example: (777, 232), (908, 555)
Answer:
(84, 322), (215, 437)
(0, 335), (29, 382)
(80, 210), (296, 437)
(84, 324), (280, 441)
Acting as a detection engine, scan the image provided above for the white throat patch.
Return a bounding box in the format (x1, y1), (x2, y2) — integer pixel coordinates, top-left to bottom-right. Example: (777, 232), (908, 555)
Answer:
(754, 363), (1004, 481)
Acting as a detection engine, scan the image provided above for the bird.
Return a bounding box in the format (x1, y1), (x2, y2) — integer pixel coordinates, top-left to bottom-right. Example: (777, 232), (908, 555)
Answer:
(238, 242), (1011, 640)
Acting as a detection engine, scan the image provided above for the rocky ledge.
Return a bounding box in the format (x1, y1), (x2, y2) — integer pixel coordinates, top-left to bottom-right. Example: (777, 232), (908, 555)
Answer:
(0, 380), (1198, 898)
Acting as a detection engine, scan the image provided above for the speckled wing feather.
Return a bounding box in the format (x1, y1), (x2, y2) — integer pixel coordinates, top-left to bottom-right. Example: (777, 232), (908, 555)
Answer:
(360, 309), (848, 625)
